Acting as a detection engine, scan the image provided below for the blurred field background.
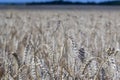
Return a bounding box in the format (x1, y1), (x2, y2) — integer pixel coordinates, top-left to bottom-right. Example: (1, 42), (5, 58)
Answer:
(0, 7), (120, 80)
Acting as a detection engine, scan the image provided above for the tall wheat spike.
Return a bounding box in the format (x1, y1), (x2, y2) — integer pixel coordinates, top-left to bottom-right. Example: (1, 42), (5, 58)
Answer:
(30, 57), (35, 79)
(22, 34), (32, 65)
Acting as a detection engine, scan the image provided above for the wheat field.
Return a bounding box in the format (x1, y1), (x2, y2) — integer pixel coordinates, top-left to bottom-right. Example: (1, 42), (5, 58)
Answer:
(0, 8), (120, 80)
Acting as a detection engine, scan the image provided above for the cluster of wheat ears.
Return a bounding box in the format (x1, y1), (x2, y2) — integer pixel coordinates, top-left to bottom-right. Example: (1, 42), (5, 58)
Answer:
(0, 11), (120, 80)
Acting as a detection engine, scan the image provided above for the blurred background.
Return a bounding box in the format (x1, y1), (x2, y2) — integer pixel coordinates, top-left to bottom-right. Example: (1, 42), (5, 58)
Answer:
(0, 0), (119, 5)
(0, 0), (114, 3)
